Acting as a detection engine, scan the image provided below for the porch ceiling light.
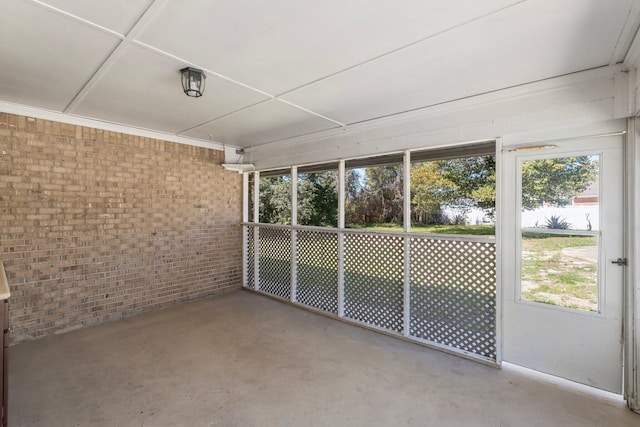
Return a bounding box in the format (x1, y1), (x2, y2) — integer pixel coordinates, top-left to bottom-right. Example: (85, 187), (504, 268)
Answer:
(180, 67), (206, 98)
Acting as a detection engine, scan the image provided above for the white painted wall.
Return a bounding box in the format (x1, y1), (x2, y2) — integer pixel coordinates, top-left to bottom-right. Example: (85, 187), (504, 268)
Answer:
(441, 207), (493, 226)
(438, 205), (600, 230)
(520, 206), (599, 231)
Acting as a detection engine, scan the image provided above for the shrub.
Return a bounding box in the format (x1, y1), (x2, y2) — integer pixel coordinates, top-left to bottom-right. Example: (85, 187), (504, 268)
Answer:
(447, 213), (467, 225)
(545, 215), (570, 229)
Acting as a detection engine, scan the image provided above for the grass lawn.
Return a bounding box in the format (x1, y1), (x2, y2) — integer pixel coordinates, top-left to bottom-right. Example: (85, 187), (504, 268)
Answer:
(521, 233), (598, 312)
(348, 223), (495, 236)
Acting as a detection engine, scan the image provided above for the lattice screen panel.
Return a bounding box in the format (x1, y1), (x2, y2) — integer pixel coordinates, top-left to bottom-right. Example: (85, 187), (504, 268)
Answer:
(410, 238), (496, 358)
(245, 226), (255, 289)
(344, 233), (404, 332)
(258, 227), (291, 299)
(296, 230), (338, 313)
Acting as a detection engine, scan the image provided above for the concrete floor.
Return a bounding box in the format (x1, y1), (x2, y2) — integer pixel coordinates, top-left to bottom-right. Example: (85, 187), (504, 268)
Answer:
(10, 290), (639, 427)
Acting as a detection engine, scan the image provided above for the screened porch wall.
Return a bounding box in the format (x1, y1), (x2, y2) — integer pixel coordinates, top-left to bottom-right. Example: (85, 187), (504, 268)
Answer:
(242, 144), (498, 363)
(244, 224), (497, 362)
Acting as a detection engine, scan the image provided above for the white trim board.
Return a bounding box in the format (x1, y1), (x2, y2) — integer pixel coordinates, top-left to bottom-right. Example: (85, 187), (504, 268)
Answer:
(626, 118), (640, 413)
(502, 362), (626, 405)
(0, 99), (230, 152)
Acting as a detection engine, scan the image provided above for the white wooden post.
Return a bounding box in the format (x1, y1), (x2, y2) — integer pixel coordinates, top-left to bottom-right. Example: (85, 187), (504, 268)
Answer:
(242, 172), (249, 287)
(253, 171), (260, 291)
(494, 138), (504, 365)
(291, 166), (298, 303)
(338, 160), (346, 317)
(403, 150), (411, 337)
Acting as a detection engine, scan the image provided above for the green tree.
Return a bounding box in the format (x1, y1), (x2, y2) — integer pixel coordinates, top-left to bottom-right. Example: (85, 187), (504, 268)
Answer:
(439, 155), (496, 213)
(345, 169), (366, 224)
(365, 165), (403, 223)
(521, 156), (597, 210)
(259, 176), (291, 224)
(252, 155), (594, 227)
(298, 171), (338, 226)
(409, 155), (495, 223)
(346, 165), (403, 225)
(410, 162), (457, 223)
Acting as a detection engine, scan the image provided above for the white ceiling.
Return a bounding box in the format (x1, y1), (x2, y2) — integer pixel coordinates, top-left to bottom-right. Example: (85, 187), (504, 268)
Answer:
(0, 0), (639, 148)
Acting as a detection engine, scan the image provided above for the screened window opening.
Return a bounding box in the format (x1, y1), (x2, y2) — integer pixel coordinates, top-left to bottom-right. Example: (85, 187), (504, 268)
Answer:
(248, 172), (254, 222)
(250, 141), (496, 234)
(297, 165), (339, 227)
(259, 170), (291, 224)
(345, 162), (404, 229)
(410, 148), (495, 236)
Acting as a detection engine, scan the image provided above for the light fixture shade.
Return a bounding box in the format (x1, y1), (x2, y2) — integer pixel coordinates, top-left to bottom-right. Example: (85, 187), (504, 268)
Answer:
(180, 67), (206, 97)
(222, 163), (255, 173)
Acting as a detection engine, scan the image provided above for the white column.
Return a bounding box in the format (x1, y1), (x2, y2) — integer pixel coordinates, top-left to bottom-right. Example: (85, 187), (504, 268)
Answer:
(291, 166), (298, 303)
(494, 138), (503, 365)
(242, 172), (249, 287)
(253, 171), (260, 291)
(338, 160), (346, 317)
(403, 150), (411, 337)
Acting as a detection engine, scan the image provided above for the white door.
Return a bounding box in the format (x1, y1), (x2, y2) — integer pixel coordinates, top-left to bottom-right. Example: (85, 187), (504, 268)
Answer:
(502, 136), (624, 393)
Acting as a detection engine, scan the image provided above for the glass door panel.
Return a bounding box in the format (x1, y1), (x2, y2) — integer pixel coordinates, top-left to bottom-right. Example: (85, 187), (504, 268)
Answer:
(519, 155), (600, 313)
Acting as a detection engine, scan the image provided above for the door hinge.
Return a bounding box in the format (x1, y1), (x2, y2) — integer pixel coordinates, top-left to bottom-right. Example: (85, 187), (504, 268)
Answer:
(611, 258), (628, 266)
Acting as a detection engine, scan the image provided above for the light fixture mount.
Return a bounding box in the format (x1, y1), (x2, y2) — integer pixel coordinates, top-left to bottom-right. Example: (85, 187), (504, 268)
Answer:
(222, 147), (255, 173)
(180, 67), (206, 98)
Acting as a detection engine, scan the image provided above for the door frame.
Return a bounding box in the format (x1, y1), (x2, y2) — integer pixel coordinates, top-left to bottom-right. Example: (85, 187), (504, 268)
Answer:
(625, 118), (640, 412)
(498, 133), (627, 394)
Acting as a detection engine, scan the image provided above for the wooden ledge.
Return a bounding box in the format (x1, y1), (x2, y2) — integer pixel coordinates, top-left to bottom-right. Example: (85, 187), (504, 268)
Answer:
(0, 263), (10, 301)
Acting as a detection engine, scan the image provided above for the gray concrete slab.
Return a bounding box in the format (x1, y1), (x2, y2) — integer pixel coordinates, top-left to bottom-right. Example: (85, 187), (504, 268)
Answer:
(9, 290), (638, 426)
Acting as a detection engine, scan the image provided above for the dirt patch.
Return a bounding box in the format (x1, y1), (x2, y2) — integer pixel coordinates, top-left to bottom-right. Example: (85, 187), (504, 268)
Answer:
(521, 242), (598, 312)
(561, 245), (598, 263)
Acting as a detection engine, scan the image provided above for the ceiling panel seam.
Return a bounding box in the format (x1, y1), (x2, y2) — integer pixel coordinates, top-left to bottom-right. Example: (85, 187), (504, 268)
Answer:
(130, 43), (346, 131)
(175, 97), (345, 136)
(274, 0), (527, 99)
(9, 0), (626, 150)
(176, 99), (273, 134)
(131, 40), (275, 99)
(300, 64), (618, 131)
(225, 123), (344, 150)
(245, 64), (624, 154)
(63, 0), (171, 114)
(275, 99), (345, 127)
(25, 0), (125, 39)
(22, 0), (525, 143)
(132, 40), (346, 130)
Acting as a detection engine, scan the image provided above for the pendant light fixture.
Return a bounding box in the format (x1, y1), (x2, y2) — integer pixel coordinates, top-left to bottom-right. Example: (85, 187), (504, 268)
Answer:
(180, 67), (206, 97)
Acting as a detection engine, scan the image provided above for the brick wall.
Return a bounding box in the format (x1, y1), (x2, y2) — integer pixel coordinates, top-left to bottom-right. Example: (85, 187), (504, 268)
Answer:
(0, 113), (242, 344)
